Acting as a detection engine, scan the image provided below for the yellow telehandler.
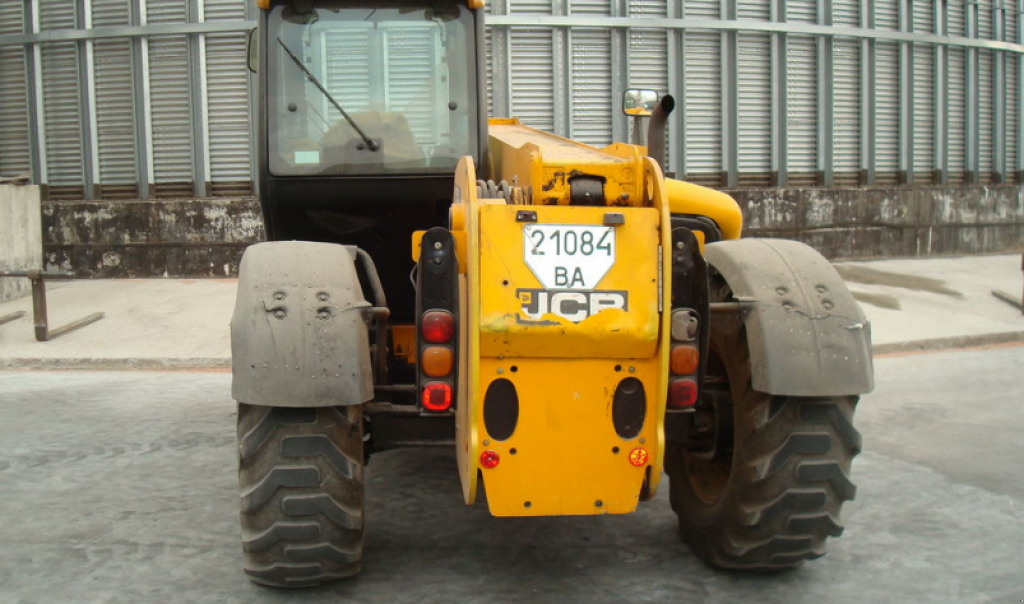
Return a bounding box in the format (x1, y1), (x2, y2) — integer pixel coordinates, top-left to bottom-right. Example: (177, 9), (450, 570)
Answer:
(232, 0), (873, 587)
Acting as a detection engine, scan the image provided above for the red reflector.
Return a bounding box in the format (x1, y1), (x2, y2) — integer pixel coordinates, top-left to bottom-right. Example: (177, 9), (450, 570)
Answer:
(421, 310), (454, 343)
(628, 447), (649, 466)
(480, 450), (500, 469)
(421, 381), (452, 411)
(668, 378), (699, 408)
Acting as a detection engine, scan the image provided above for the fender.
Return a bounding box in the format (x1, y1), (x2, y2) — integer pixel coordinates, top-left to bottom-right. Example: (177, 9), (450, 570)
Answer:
(231, 241), (374, 407)
(704, 238), (874, 396)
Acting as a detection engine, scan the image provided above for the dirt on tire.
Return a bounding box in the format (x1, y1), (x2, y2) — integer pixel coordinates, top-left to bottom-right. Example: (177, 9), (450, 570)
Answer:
(666, 292), (861, 570)
(237, 404), (364, 588)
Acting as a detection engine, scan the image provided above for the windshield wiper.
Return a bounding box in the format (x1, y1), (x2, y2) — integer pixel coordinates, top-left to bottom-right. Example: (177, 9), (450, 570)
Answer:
(276, 37), (379, 152)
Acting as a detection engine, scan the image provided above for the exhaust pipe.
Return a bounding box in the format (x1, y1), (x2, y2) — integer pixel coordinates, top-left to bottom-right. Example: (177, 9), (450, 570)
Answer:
(646, 94), (675, 173)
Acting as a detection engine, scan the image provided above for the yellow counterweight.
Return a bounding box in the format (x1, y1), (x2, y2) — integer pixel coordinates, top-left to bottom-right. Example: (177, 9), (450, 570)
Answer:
(448, 121), (676, 514)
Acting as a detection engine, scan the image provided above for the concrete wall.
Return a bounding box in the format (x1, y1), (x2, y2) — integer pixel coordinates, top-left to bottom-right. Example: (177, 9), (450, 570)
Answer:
(728, 185), (1024, 259)
(0, 184), (43, 302)
(41, 185), (1024, 278)
(43, 199), (263, 278)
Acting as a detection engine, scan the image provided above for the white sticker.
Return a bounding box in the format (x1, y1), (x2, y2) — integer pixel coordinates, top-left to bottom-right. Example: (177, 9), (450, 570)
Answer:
(523, 224), (615, 291)
(294, 150), (320, 165)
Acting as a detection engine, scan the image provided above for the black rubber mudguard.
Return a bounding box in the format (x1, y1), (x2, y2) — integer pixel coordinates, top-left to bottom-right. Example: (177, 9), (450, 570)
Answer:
(704, 238), (874, 396)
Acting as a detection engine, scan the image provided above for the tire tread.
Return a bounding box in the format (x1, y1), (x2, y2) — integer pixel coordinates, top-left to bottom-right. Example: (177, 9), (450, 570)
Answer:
(237, 404), (363, 588)
(668, 316), (861, 571)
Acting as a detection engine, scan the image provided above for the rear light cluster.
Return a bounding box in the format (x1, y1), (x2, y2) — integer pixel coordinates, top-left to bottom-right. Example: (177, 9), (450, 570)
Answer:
(416, 228), (459, 413)
(419, 310), (455, 412)
(668, 309), (700, 410)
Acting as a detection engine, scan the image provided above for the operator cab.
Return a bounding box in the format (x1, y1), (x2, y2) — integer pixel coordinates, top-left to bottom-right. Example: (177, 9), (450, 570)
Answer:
(266, 0), (478, 175)
(254, 0), (487, 321)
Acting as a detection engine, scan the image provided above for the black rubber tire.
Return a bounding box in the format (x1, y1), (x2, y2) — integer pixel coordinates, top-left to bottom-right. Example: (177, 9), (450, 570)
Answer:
(666, 309), (861, 570)
(237, 404), (364, 588)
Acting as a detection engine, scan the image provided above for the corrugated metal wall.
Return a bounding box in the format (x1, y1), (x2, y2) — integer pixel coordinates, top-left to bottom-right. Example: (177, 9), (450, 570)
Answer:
(0, 0), (253, 199)
(92, 0), (138, 198)
(0, 3), (31, 179)
(0, 0), (1022, 197)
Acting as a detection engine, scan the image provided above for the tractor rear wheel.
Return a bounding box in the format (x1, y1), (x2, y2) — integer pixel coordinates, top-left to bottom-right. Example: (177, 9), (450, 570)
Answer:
(237, 404), (364, 587)
(665, 304), (861, 570)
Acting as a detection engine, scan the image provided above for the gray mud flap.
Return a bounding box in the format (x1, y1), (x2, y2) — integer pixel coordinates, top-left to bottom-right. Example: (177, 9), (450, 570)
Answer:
(705, 238), (874, 396)
(231, 241), (374, 407)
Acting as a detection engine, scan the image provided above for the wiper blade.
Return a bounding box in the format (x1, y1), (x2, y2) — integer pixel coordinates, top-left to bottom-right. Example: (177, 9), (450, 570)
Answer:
(276, 37), (379, 152)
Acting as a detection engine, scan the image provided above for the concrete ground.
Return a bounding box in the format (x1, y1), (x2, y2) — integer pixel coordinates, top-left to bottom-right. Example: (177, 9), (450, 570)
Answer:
(0, 253), (1022, 368)
(838, 253), (1024, 353)
(1, 345), (1023, 603)
(0, 278), (235, 368)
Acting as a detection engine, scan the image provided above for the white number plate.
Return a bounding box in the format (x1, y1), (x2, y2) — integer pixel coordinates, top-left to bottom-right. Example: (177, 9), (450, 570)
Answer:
(522, 224), (616, 291)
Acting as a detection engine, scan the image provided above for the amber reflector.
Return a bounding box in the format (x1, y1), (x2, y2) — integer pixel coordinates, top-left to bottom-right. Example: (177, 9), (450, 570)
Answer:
(670, 345), (699, 376)
(421, 346), (453, 377)
(421, 381), (453, 411)
(628, 447), (649, 466)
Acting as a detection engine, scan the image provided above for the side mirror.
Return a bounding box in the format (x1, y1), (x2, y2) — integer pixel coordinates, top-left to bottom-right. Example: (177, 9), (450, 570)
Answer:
(247, 27), (258, 73)
(622, 88), (659, 117)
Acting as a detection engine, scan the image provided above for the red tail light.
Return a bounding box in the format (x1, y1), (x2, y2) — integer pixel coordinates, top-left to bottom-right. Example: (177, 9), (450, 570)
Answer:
(421, 381), (453, 411)
(668, 378), (699, 409)
(421, 310), (455, 343)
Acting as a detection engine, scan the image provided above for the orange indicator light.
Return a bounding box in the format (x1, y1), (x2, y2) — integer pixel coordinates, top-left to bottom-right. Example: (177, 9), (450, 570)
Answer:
(670, 345), (700, 375)
(421, 346), (453, 377)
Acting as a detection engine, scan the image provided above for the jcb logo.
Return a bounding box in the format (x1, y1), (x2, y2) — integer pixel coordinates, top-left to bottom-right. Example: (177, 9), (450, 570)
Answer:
(517, 289), (628, 324)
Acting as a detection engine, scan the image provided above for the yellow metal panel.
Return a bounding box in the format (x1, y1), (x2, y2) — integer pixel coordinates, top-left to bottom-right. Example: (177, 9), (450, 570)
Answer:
(451, 154), (676, 515)
(471, 158), (674, 516)
(477, 204), (661, 359)
(410, 229), (467, 270)
(411, 231), (424, 262)
(642, 158), (673, 499)
(392, 324), (416, 364)
(453, 157), (481, 505)
(487, 120), (646, 206)
(476, 358), (661, 516)
(665, 177), (743, 242)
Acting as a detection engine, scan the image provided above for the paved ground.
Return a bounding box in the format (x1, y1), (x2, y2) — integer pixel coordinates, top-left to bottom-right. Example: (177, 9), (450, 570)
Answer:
(1, 344), (1022, 604)
(0, 279), (235, 368)
(0, 253), (1022, 368)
